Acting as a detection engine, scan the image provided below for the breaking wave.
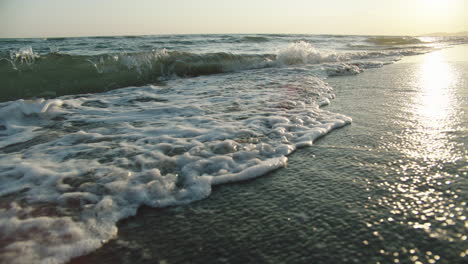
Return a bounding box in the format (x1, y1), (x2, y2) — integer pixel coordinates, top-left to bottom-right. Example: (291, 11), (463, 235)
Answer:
(0, 42), (428, 102)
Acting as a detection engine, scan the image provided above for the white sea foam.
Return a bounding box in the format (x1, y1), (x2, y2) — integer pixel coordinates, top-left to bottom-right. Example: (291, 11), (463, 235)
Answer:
(9, 46), (40, 67)
(276, 41), (347, 64)
(0, 64), (352, 263)
(0, 39), (438, 263)
(0, 99), (65, 148)
(273, 41), (429, 77)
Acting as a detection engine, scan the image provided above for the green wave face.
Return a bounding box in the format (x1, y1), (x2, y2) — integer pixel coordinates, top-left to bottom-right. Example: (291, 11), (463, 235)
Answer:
(0, 50), (274, 102)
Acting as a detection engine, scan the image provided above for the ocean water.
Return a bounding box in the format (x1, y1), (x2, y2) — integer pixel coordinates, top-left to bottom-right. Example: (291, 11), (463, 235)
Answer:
(0, 34), (467, 264)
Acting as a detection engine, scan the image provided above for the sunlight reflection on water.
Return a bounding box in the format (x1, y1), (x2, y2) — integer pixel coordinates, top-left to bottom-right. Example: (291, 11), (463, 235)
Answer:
(417, 51), (455, 121)
(407, 50), (462, 163)
(373, 51), (466, 260)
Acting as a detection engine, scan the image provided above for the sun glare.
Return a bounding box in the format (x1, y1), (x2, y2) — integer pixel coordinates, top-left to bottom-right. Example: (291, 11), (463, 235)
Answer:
(406, 50), (460, 161)
(417, 51), (455, 122)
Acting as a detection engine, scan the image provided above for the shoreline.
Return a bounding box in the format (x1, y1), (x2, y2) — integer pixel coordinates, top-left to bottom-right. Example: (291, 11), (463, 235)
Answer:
(397, 44), (468, 63)
(70, 46), (468, 263)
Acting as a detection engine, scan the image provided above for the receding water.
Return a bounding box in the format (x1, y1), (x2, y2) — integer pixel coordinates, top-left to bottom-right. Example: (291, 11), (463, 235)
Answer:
(71, 48), (467, 264)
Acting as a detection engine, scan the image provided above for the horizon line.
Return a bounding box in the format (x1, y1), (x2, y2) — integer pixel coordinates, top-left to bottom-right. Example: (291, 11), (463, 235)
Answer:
(2, 31), (467, 40)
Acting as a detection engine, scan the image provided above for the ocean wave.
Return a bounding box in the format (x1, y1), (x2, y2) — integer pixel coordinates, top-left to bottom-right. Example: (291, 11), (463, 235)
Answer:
(89, 36), (121, 39)
(0, 49), (275, 102)
(0, 42), (428, 102)
(276, 41), (347, 64)
(0, 39), (36, 44)
(241, 36), (271, 42)
(366, 36), (423, 46)
(46, 37), (67, 41)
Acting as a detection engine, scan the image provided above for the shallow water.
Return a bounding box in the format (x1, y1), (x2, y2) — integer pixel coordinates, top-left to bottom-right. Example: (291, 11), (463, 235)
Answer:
(71, 50), (467, 264)
(1, 35), (467, 264)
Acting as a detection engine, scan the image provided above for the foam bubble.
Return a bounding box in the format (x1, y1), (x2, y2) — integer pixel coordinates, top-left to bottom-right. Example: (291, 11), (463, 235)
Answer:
(276, 41), (346, 65)
(0, 99), (66, 149)
(0, 64), (351, 263)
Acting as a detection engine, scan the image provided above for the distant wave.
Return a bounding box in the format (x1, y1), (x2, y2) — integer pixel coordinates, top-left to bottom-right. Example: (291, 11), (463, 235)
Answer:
(0, 39), (35, 44)
(46, 37), (67, 41)
(241, 36), (271, 43)
(89, 36), (123, 39)
(366, 36), (423, 46)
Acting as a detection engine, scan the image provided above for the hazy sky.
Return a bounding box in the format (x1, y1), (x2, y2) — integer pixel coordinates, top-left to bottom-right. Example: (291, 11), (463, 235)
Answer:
(0, 0), (466, 38)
